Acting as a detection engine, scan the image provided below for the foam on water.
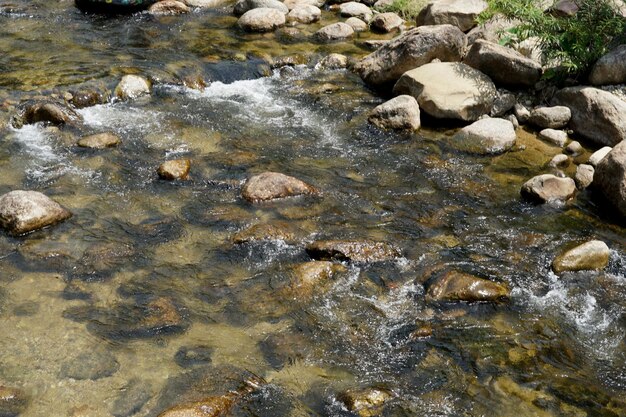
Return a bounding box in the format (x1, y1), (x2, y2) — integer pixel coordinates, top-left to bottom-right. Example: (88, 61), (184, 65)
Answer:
(78, 103), (163, 135)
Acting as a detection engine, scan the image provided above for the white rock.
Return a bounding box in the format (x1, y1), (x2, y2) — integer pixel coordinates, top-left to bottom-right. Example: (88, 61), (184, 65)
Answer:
(588, 146), (612, 167)
(538, 129), (567, 147)
(450, 117), (516, 154)
(114, 75), (150, 101)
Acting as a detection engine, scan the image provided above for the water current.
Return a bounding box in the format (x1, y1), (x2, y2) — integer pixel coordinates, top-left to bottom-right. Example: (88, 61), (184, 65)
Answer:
(0, 1), (624, 416)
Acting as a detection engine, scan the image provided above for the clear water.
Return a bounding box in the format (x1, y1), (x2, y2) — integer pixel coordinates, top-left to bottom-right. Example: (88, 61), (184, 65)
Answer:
(0, 1), (624, 417)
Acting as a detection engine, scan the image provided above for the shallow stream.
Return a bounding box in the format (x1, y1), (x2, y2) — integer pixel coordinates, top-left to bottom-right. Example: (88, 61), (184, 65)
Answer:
(0, 1), (625, 416)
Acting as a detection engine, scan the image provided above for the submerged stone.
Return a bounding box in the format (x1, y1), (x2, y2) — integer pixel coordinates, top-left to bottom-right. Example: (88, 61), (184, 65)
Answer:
(552, 240), (610, 273)
(59, 348), (120, 380)
(174, 345), (214, 368)
(111, 379), (154, 417)
(426, 271), (510, 302)
(337, 387), (393, 417)
(306, 240), (400, 262)
(0, 190), (72, 236)
(0, 386), (29, 417)
(77, 132), (121, 149)
(232, 222), (297, 244)
(242, 172), (316, 202)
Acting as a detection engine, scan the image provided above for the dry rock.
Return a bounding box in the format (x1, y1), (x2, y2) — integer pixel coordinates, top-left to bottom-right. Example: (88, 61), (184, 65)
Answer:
(242, 172), (316, 202)
(520, 174), (576, 204)
(0, 190), (72, 236)
(368, 95), (421, 131)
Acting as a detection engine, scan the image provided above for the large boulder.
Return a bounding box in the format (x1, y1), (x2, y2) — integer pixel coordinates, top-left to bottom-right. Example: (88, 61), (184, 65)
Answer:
(0, 190), (72, 236)
(242, 172), (317, 202)
(464, 39), (542, 87)
(589, 44), (626, 86)
(552, 240), (610, 273)
(314, 22), (355, 41)
(552, 87), (626, 147)
(238, 7), (286, 32)
(594, 140), (626, 217)
(450, 117), (516, 154)
(233, 0), (288, 16)
(393, 62), (496, 121)
(306, 240), (400, 262)
(368, 95), (421, 131)
(354, 25), (466, 87)
(520, 174), (576, 204)
(417, 0), (487, 32)
(339, 2), (373, 22)
(426, 271), (510, 302)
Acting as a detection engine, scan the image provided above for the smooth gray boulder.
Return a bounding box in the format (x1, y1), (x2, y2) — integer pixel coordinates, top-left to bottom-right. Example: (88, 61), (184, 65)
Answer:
(594, 140), (626, 217)
(520, 174), (576, 204)
(552, 240), (610, 273)
(464, 39), (542, 87)
(393, 62), (496, 121)
(368, 95), (421, 131)
(528, 106), (571, 129)
(233, 0), (288, 15)
(0, 190), (72, 236)
(345, 17), (368, 32)
(589, 44), (626, 86)
(286, 4), (320, 23)
(355, 25), (466, 86)
(238, 7), (286, 32)
(417, 0), (487, 32)
(315, 22), (355, 41)
(552, 87), (626, 147)
(450, 117), (516, 154)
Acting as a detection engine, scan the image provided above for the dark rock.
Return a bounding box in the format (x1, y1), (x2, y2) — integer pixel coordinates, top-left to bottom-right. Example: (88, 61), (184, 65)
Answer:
(111, 379), (154, 417)
(174, 346), (214, 368)
(306, 240), (400, 262)
(12, 100), (81, 128)
(69, 89), (108, 108)
(242, 172), (316, 202)
(426, 271), (509, 302)
(0, 386), (29, 417)
(59, 348), (120, 380)
(0, 190), (72, 236)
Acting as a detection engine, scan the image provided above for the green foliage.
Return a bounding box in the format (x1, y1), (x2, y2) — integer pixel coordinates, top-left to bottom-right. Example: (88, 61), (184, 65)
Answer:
(480, 0), (626, 80)
(380, 0), (429, 21)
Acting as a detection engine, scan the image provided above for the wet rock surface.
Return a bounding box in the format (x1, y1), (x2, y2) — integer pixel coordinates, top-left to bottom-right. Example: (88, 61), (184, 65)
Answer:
(157, 159), (191, 180)
(0, 191), (72, 236)
(12, 100), (81, 128)
(426, 270), (510, 302)
(552, 240), (610, 273)
(241, 172), (316, 202)
(338, 387), (393, 417)
(114, 75), (151, 100)
(520, 174), (576, 204)
(393, 62), (496, 121)
(77, 132), (121, 149)
(306, 240), (400, 262)
(59, 348), (120, 380)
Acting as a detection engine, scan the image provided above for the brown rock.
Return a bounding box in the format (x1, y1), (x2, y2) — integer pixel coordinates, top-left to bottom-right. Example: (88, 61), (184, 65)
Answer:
(0, 190), (72, 236)
(306, 240), (400, 262)
(13, 100), (81, 128)
(149, 0), (190, 14)
(288, 261), (347, 297)
(426, 271), (509, 302)
(0, 386), (29, 417)
(241, 172), (316, 202)
(314, 22), (354, 42)
(338, 387), (392, 417)
(77, 132), (121, 149)
(232, 222), (296, 244)
(158, 159), (191, 180)
(520, 174), (576, 204)
(552, 240), (610, 273)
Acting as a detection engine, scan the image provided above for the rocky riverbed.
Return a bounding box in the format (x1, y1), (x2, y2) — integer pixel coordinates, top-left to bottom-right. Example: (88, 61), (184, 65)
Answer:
(0, 0), (625, 416)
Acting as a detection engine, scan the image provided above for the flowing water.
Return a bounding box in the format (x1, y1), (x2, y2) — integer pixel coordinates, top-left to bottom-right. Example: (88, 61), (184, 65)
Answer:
(0, 1), (625, 416)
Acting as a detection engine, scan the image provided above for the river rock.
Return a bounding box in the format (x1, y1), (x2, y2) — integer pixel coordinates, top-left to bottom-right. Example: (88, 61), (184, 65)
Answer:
(355, 24), (466, 86)
(283, 0), (324, 9)
(111, 379), (153, 417)
(393, 62), (496, 121)
(232, 222), (296, 243)
(538, 128), (567, 147)
(174, 345), (214, 368)
(13, 100), (81, 127)
(450, 117), (516, 154)
(148, 0), (190, 14)
(238, 8), (286, 32)
(548, 154), (570, 169)
(0, 386), (29, 417)
(318, 53), (349, 69)
(513, 103), (530, 124)
(115, 75), (150, 100)
(490, 90), (516, 117)
(306, 240), (400, 262)
(157, 159), (191, 180)
(0, 191), (72, 236)
(464, 39), (542, 87)
(594, 140), (626, 217)
(338, 387), (392, 417)
(550, 0), (579, 17)
(552, 87), (626, 147)
(69, 88), (109, 108)
(588, 146), (612, 167)
(289, 261), (347, 297)
(286, 4), (320, 23)
(369, 12), (403, 33)
(339, 2), (373, 22)
(574, 164), (594, 189)
(315, 22), (354, 41)
(417, 0), (487, 32)
(426, 271), (510, 302)
(368, 95), (421, 131)
(589, 44), (626, 86)
(564, 140), (583, 156)
(552, 240), (610, 273)
(520, 174), (576, 204)
(345, 17), (368, 32)
(184, 0), (232, 6)
(59, 348), (120, 380)
(233, 0), (288, 15)
(242, 172), (316, 202)
(528, 106), (571, 129)
(77, 132), (121, 149)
